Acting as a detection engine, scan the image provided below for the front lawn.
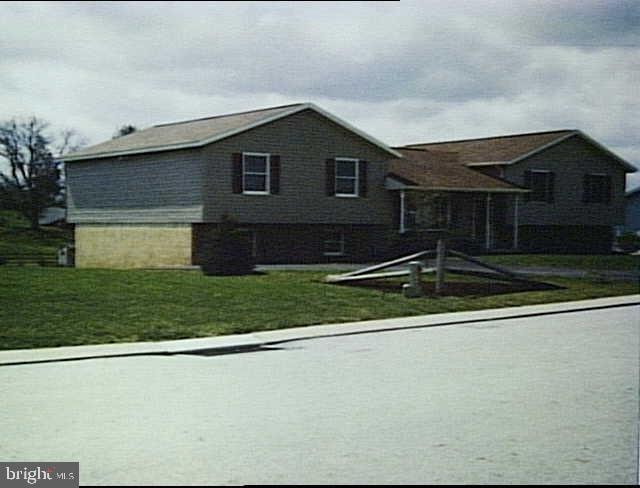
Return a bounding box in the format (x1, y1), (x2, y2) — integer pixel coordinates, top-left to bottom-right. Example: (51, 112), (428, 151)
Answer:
(478, 253), (639, 272)
(0, 210), (72, 256)
(1, 268), (637, 350)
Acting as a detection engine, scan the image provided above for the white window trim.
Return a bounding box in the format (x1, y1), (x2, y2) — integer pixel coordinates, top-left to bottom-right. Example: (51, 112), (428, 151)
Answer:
(323, 230), (345, 256)
(335, 157), (359, 198)
(243, 152), (270, 195)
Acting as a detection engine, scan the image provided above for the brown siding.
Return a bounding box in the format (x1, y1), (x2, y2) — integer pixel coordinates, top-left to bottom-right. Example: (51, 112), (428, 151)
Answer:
(503, 135), (627, 226)
(201, 109), (394, 225)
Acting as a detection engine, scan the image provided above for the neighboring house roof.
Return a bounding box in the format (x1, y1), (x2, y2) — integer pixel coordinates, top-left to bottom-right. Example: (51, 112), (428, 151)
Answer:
(405, 129), (637, 172)
(387, 148), (528, 193)
(63, 103), (402, 161)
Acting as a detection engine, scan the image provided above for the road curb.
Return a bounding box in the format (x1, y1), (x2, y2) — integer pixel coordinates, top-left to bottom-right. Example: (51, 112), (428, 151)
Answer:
(1, 294), (638, 367)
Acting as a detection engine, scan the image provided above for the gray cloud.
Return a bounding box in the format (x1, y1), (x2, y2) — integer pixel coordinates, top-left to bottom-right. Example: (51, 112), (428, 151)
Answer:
(0, 0), (638, 188)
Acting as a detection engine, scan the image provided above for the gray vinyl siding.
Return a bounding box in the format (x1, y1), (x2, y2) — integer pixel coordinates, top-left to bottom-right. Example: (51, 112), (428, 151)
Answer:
(66, 149), (205, 223)
(201, 109), (394, 225)
(503, 135), (627, 226)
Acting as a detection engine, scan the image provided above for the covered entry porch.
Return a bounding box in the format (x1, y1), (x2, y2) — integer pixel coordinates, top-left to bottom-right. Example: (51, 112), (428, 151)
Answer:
(391, 188), (526, 252)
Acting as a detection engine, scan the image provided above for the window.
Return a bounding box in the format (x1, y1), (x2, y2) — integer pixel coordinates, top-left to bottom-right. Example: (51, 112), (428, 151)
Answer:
(405, 201), (417, 231)
(335, 158), (359, 197)
(525, 170), (554, 202)
(323, 230), (345, 256)
(583, 173), (611, 204)
(243, 153), (270, 194)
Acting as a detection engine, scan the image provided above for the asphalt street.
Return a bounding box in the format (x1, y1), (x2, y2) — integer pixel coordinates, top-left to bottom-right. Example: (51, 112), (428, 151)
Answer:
(1, 305), (638, 484)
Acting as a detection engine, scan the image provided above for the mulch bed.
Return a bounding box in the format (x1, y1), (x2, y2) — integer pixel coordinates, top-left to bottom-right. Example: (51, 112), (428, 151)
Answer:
(339, 279), (561, 297)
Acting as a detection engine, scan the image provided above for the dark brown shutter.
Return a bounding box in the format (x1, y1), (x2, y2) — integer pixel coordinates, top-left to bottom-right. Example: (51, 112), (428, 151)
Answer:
(270, 155), (280, 194)
(232, 153), (243, 194)
(582, 174), (590, 203)
(358, 160), (368, 197)
(523, 170), (532, 202)
(547, 172), (555, 203)
(326, 158), (335, 196)
(604, 175), (612, 204)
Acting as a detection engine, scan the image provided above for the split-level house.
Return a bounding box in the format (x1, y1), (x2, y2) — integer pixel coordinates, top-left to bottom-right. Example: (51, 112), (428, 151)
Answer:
(63, 103), (636, 268)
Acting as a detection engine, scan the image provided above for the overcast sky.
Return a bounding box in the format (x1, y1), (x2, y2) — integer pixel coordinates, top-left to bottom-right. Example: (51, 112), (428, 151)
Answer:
(1, 0), (639, 188)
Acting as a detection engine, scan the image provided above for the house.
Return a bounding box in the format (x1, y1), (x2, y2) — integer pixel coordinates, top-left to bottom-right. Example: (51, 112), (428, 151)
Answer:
(64, 103), (400, 267)
(63, 103), (636, 268)
(625, 187), (640, 234)
(396, 130), (636, 253)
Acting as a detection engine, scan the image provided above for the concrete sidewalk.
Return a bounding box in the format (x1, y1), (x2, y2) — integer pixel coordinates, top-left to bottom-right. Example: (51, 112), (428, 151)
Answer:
(1, 294), (638, 367)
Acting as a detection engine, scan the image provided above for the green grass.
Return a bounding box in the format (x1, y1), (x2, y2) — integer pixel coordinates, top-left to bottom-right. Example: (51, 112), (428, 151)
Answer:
(478, 253), (640, 272)
(1, 268), (637, 350)
(0, 210), (72, 256)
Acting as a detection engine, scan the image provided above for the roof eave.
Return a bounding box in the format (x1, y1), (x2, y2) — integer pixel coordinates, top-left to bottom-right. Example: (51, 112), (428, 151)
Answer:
(410, 186), (530, 193)
(465, 161), (509, 167)
(61, 140), (205, 162)
(385, 176), (529, 193)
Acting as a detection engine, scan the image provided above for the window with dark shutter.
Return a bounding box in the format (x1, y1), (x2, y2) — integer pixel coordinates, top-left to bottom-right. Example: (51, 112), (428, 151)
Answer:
(326, 159), (336, 196)
(242, 153), (270, 194)
(232, 153), (243, 194)
(335, 158), (359, 197)
(547, 172), (555, 203)
(583, 173), (611, 203)
(270, 155), (280, 194)
(358, 160), (368, 197)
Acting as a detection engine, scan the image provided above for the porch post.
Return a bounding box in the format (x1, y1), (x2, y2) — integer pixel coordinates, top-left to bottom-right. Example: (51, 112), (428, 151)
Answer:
(471, 197), (477, 241)
(399, 190), (406, 234)
(513, 194), (519, 250)
(485, 193), (492, 251)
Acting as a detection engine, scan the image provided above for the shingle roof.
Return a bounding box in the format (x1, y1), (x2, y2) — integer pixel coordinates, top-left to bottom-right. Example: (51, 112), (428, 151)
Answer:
(388, 148), (527, 192)
(405, 130), (576, 164)
(63, 102), (401, 161)
(64, 104), (305, 160)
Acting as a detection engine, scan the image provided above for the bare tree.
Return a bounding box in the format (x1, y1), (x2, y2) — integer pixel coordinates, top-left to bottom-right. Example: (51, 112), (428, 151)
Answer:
(0, 117), (84, 230)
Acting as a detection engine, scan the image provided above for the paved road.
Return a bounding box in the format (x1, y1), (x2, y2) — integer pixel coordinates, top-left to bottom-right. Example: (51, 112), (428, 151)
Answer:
(1, 305), (638, 484)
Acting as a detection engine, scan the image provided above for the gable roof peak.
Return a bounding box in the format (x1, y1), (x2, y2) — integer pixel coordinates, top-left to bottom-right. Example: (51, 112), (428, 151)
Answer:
(64, 102), (401, 161)
(405, 129), (577, 148)
(153, 102), (308, 128)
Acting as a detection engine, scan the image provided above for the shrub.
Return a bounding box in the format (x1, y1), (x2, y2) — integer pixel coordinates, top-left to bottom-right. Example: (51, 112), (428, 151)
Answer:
(616, 232), (640, 252)
(200, 216), (255, 276)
